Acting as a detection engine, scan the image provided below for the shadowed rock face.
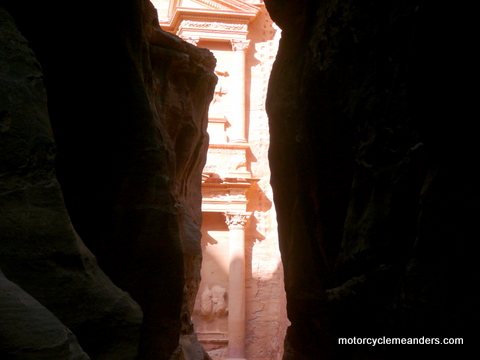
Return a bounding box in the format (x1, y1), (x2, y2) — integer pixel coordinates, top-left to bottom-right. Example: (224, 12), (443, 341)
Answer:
(3, 0), (478, 359)
(0, 5), (142, 359)
(264, 0), (477, 359)
(1, 1), (215, 359)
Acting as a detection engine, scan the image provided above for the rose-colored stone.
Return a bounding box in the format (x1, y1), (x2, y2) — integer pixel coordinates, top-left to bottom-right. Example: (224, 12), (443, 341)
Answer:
(156, 2), (289, 359)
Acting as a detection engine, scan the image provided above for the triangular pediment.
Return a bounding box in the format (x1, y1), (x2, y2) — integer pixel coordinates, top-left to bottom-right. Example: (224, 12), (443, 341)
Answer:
(160, 0), (261, 35)
(177, 0), (259, 13)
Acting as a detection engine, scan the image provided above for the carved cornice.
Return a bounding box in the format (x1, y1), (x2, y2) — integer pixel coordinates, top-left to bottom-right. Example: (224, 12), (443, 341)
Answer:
(201, 178), (258, 213)
(225, 212), (251, 230)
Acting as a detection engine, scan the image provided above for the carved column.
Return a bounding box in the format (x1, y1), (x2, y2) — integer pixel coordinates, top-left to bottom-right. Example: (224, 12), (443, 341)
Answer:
(225, 211), (250, 360)
(229, 39), (250, 143)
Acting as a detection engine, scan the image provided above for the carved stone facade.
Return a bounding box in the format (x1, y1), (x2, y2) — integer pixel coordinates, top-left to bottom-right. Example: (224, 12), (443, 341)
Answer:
(225, 212), (249, 230)
(230, 39), (250, 52)
(154, 1), (288, 359)
(180, 20), (248, 32)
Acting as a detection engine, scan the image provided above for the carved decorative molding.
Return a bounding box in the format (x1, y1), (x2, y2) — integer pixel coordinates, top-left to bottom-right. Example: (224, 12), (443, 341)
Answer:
(203, 164), (218, 173)
(180, 20), (248, 32)
(197, 0), (229, 11)
(203, 192), (246, 201)
(186, 0), (260, 13)
(230, 39), (250, 52)
(225, 212), (250, 230)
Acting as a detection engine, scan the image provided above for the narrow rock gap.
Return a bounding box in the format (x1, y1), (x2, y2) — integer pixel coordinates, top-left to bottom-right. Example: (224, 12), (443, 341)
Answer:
(1, 1), (475, 359)
(153, 2), (290, 359)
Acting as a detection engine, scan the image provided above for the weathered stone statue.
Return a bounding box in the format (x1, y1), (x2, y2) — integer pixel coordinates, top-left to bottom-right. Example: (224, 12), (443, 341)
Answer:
(200, 285), (229, 323)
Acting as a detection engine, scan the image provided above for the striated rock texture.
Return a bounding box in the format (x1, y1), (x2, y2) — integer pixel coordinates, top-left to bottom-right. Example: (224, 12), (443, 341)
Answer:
(1, 1), (216, 359)
(265, 0), (477, 359)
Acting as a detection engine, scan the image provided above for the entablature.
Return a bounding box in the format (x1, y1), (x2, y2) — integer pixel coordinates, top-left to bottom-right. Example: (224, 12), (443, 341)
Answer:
(201, 175), (259, 212)
(203, 143), (251, 178)
(160, 1), (261, 41)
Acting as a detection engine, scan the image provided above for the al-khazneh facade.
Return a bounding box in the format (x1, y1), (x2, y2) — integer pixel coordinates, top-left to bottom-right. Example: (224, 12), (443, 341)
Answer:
(152, 1), (288, 359)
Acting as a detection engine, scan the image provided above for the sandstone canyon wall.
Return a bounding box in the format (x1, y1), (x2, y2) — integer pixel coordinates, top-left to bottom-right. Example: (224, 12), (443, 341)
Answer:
(2, 0), (478, 359)
(1, 1), (215, 359)
(264, 0), (476, 359)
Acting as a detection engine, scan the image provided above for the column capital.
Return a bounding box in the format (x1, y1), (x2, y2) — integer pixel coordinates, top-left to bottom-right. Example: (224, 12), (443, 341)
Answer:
(225, 212), (251, 230)
(181, 36), (200, 46)
(230, 39), (250, 52)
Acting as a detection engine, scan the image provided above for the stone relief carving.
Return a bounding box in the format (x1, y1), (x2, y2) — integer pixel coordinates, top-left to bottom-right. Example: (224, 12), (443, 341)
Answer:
(211, 69), (229, 112)
(225, 212), (249, 230)
(200, 285), (228, 322)
(231, 39), (250, 52)
(203, 164), (218, 173)
(180, 20), (248, 32)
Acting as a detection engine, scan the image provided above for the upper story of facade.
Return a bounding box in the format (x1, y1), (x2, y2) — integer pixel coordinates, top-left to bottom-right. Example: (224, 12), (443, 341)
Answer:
(152, 0), (280, 213)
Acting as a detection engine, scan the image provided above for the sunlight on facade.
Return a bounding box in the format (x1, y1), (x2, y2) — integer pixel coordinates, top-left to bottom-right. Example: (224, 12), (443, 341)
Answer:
(153, 1), (289, 359)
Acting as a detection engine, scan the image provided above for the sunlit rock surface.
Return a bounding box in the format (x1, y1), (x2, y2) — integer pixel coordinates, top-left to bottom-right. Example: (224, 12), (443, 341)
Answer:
(265, 0), (477, 359)
(1, 1), (216, 359)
